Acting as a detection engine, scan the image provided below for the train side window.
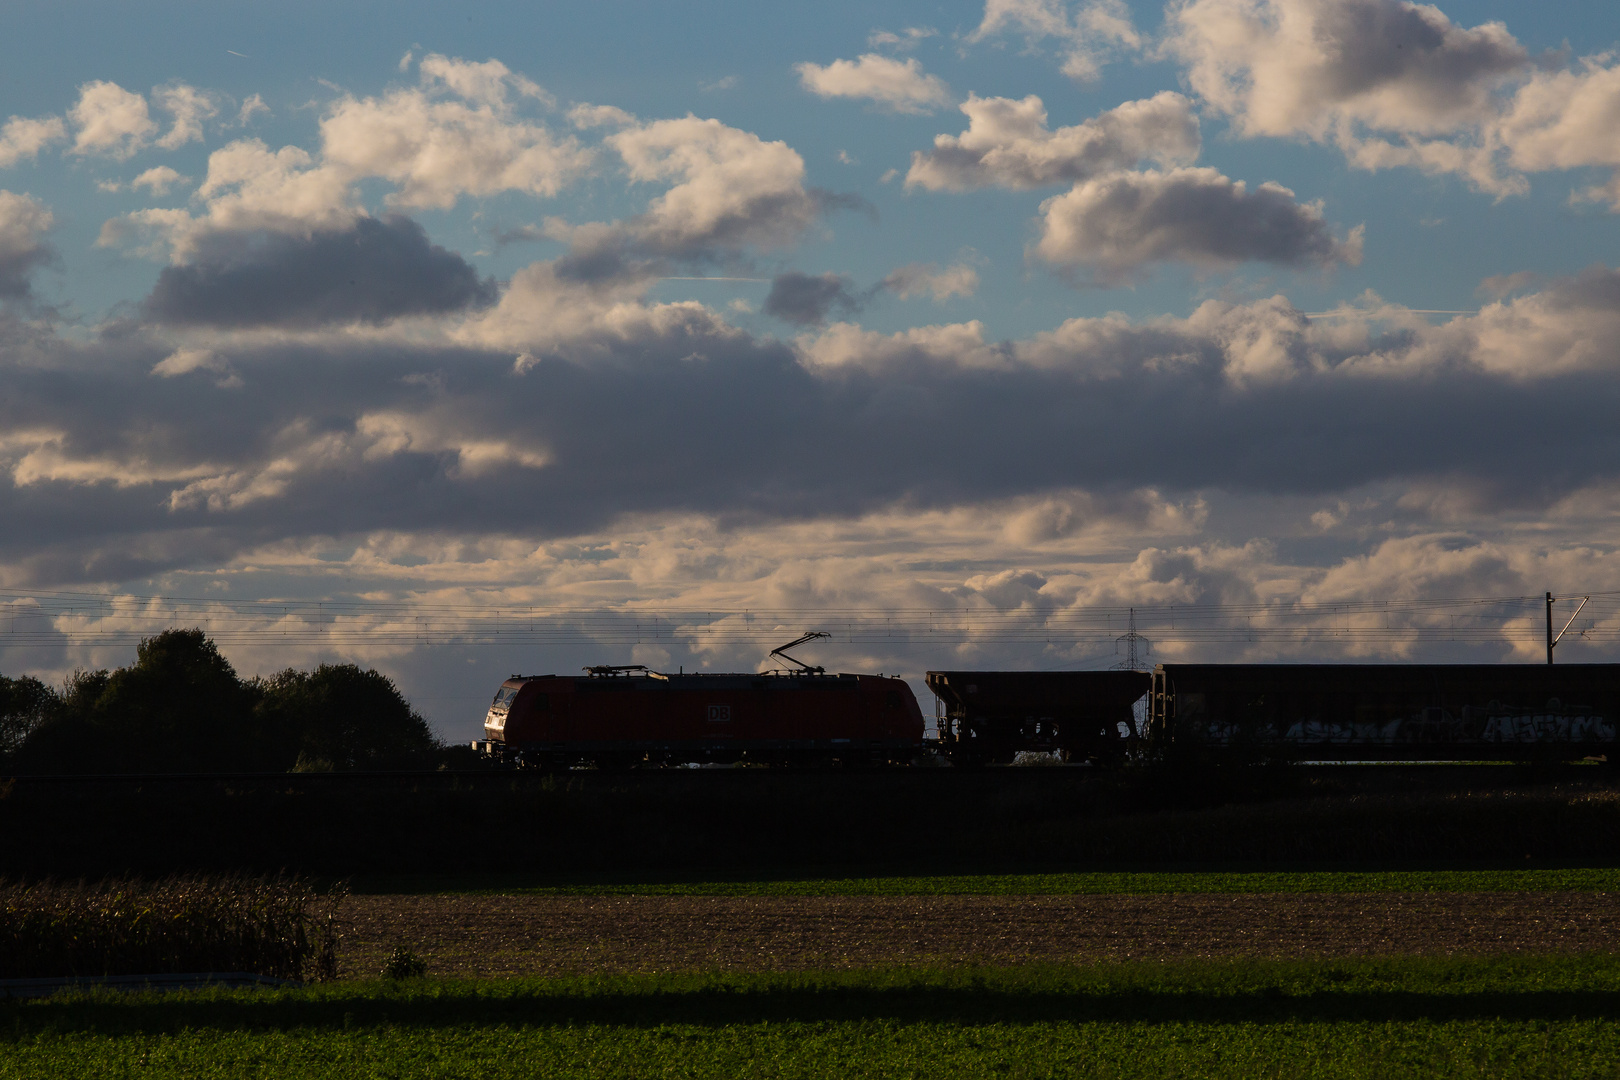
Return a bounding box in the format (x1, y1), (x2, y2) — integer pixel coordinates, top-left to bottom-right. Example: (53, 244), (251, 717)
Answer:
(886, 691), (901, 709)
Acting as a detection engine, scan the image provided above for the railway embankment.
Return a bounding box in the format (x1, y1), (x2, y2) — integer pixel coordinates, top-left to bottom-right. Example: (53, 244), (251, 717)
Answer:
(1, 765), (1615, 879)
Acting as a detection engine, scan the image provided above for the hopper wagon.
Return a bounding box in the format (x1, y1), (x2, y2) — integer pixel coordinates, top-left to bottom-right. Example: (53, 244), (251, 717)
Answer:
(925, 669), (1151, 765)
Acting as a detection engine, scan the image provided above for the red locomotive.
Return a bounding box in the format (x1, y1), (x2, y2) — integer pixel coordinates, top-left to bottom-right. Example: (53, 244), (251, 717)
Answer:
(479, 634), (925, 768)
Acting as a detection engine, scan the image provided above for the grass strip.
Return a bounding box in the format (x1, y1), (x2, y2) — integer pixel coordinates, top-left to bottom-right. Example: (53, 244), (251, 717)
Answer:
(3, 955), (1618, 1079)
(353, 866), (1620, 897)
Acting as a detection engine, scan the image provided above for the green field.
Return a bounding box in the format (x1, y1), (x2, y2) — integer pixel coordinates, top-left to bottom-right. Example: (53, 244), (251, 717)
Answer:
(4, 956), (1619, 1079)
(354, 866), (1620, 897)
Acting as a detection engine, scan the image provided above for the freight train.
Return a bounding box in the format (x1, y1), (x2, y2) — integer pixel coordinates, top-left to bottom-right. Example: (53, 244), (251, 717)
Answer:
(475, 635), (1619, 767)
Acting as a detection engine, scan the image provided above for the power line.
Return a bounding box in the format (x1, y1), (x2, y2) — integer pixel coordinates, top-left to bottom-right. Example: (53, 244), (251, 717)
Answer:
(0, 588), (1597, 650)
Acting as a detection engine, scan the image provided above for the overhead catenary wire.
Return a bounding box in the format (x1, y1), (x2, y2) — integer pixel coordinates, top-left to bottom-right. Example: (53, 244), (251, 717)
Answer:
(0, 589), (1600, 650)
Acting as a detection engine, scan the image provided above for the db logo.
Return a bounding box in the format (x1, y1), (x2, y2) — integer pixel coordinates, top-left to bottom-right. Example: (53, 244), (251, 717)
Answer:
(707, 705), (731, 722)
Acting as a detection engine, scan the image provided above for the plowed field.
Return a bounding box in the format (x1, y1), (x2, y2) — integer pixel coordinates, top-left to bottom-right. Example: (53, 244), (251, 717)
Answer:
(336, 891), (1620, 979)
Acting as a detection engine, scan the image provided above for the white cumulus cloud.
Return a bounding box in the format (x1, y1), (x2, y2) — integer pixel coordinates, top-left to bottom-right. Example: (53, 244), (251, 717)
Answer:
(69, 81), (157, 159)
(319, 54), (592, 210)
(1166, 0), (1525, 140)
(153, 84), (219, 150)
(906, 92), (1200, 191)
(1159, 0), (1620, 200)
(542, 114), (823, 271)
(795, 54), (953, 114)
(1494, 59), (1620, 208)
(100, 55), (594, 262)
(0, 116), (67, 169)
(131, 166), (186, 196)
(969, 0), (1141, 82)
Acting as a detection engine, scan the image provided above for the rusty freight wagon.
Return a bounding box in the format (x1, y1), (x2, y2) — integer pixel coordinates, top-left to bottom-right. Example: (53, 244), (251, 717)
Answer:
(1147, 663), (1620, 762)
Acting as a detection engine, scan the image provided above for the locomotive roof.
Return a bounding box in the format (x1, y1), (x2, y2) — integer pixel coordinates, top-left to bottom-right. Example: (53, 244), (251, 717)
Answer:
(502, 671), (874, 690)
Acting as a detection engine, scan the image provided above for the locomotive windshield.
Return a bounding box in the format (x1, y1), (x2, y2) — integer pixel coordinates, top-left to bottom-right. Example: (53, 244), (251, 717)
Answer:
(491, 686), (519, 708)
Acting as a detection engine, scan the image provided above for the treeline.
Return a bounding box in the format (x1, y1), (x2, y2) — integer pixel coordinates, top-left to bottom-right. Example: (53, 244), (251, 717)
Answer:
(0, 629), (457, 774)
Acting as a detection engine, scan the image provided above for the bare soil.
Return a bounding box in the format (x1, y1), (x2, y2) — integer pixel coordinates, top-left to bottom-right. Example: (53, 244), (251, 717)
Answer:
(335, 892), (1620, 979)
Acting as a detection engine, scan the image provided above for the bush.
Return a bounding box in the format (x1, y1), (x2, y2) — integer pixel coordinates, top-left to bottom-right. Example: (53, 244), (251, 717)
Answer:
(382, 945), (428, 979)
(0, 874), (345, 981)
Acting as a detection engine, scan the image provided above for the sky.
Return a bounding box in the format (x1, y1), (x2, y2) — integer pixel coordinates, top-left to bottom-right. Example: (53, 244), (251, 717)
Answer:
(3, 0), (1620, 739)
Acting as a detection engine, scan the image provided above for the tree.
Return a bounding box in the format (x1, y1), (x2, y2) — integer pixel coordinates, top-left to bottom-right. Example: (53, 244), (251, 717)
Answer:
(0, 674), (58, 765)
(91, 629), (265, 771)
(11, 630), (266, 773)
(11, 632), (443, 773)
(255, 664), (441, 771)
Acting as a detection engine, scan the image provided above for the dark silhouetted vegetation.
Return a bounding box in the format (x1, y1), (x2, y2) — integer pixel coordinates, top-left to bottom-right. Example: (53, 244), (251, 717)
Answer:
(0, 672), (54, 761)
(2, 628), (446, 774)
(429, 867), (1620, 897)
(381, 945), (428, 980)
(254, 663), (440, 772)
(0, 766), (1615, 880)
(0, 874), (342, 980)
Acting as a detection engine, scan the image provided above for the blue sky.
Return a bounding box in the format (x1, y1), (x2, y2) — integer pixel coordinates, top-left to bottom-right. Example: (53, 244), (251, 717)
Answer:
(3, 0), (1620, 737)
(13, 0), (1618, 331)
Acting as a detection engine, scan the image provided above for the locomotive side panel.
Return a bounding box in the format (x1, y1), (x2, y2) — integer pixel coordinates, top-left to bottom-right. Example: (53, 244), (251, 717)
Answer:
(489, 676), (573, 744)
(486, 671), (924, 766)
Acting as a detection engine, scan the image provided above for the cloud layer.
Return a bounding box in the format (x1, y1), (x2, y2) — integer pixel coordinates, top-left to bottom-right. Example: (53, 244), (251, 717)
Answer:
(2, 259), (1619, 594)
(0, 191), (54, 298)
(1035, 168), (1364, 279)
(763, 272), (863, 326)
(143, 215), (497, 328)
